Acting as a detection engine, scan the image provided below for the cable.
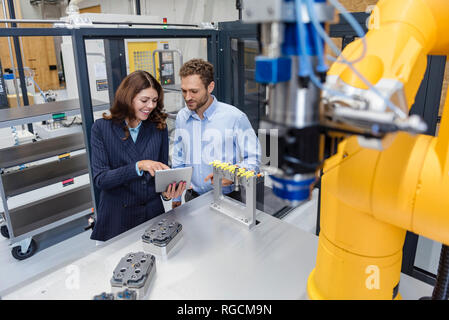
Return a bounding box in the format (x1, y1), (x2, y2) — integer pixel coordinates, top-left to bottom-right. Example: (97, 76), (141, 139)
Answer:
(62, 116), (81, 127)
(303, 0), (328, 74)
(327, 0), (367, 64)
(298, 0), (347, 99)
(295, 0), (311, 78)
(304, 0), (408, 119)
(10, 126), (19, 146)
(327, 0), (406, 118)
(30, 77), (47, 102)
(10, 126), (26, 169)
(10, 66), (48, 103)
(432, 244), (449, 300)
(310, 22), (328, 74)
(23, 67), (48, 102)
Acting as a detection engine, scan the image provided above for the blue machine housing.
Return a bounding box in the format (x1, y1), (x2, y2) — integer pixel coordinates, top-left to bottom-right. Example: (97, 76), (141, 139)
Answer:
(269, 175), (316, 202)
(255, 56), (292, 84)
(254, 0), (327, 84)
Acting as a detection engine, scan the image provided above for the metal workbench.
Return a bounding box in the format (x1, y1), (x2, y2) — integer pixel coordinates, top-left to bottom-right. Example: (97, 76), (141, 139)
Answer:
(0, 98), (109, 129)
(0, 192), (433, 300)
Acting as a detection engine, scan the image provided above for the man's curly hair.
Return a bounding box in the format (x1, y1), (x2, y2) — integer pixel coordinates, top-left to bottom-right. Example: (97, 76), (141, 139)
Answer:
(179, 58), (214, 88)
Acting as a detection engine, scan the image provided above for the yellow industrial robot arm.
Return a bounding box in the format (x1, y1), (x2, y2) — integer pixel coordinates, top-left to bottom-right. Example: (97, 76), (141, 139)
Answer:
(308, 0), (449, 300)
(329, 0), (449, 105)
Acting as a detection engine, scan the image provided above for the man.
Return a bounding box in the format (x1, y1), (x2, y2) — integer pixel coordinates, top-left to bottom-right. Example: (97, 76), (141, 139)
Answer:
(172, 58), (261, 209)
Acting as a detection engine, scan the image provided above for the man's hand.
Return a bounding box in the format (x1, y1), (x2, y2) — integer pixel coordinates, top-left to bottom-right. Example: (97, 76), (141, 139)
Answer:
(163, 181), (186, 200)
(172, 201), (182, 209)
(204, 173), (233, 186)
(137, 160), (169, 176)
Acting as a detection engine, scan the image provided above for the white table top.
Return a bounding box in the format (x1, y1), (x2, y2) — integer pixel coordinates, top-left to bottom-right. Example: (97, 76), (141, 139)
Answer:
(1, 192), (433, 300)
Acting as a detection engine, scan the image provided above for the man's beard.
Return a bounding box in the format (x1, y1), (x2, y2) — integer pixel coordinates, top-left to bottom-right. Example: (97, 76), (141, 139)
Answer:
(186, 93), (209, 112)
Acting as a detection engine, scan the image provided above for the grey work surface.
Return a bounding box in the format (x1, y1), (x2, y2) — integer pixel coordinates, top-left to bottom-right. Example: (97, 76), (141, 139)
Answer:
(0, 132), (85, 169)
(0, 192), (433, 300)
(0, 99), (109, 129)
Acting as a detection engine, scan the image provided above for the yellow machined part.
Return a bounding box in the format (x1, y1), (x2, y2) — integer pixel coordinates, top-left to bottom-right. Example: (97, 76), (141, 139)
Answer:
(219, 162), (230, 169)
(209, 160), (221, 167)
(245, 171), (255, 178)
(237, 168), (247, 177)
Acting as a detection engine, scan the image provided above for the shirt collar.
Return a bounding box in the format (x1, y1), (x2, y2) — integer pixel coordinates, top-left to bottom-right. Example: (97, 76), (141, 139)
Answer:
(188, 95), (218, 121)
(125, 120), (142, 131)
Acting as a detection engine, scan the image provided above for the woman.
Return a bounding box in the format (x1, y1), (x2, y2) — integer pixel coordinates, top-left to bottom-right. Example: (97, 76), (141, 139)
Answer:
(90, 70), (185, 241)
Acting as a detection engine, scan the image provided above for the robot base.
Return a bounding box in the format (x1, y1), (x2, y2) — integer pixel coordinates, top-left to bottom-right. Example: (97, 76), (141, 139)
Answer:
(306, 234), (403, 300)
(307, 269), (402, 300)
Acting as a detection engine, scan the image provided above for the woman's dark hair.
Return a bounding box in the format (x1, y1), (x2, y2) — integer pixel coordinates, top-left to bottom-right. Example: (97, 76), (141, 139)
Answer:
(103, 70), (167, 139)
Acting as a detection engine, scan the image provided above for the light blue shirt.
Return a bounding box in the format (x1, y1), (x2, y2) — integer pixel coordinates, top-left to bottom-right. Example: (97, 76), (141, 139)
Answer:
(172, 96), (261, 202)
(126, 120), (144, 176)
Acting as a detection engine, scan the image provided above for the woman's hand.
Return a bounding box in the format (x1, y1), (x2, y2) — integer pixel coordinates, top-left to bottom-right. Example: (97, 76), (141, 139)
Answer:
(162, 181), (186, 201)
(137, 160), (169, 176)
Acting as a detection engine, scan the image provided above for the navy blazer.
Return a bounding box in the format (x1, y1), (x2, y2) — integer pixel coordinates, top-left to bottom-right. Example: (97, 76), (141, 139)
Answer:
(90, 118), (168, 241)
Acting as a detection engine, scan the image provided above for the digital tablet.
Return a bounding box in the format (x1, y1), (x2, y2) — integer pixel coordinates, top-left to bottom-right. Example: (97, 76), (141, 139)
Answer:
(154, 167), (193, 193)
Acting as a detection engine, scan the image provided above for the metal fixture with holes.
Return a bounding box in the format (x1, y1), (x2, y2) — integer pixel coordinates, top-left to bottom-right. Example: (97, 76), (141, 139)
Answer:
(110, 252), (156, 299)
(142, 218), (183, 256)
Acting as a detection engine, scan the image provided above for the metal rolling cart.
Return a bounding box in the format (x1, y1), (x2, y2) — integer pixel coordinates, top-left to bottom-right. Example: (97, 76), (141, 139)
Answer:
(0, 99), (108, 260)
